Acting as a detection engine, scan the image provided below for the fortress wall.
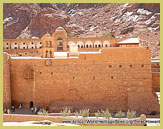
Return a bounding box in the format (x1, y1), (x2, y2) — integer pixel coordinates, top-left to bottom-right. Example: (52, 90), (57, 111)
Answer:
(3, 53), (11, 108)
(151, 62), (160, 92)
(9, 47), (159, 113)
(152, 73), (160, 92)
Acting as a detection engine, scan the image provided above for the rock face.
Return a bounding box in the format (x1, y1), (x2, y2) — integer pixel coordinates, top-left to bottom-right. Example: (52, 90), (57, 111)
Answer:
(3, 3), (41, 39)
(3, 3), (160, 57)
(24, 8), (70, 38)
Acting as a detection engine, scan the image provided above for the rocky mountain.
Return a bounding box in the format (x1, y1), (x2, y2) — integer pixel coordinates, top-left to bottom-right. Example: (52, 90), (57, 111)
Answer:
(3, 3), (160, 58)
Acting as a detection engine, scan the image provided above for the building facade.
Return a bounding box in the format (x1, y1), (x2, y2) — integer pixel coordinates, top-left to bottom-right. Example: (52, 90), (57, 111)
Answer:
(3, 27), (160, 114)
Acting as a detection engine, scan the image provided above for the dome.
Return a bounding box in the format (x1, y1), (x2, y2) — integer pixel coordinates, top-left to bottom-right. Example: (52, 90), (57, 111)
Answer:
(56, 26), (66, 31)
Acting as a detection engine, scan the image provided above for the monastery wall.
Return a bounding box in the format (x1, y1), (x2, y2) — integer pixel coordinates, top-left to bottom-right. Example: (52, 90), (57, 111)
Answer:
(3, 53), (11, 108)
(9, 47), (159, 113)
(151, 62), (160, 92)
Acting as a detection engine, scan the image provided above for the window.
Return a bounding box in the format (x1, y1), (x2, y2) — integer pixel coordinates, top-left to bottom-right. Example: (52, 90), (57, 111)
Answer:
(6, 43), (8, 45)
(119, 65), (122, 68)
(78, 45), (80, 48)
(32, 42), (34, 44)
(110, 76), (114, 80)
(98, 44), (101, 47)
(142, 64), (144, 67)
(31, 47), (34, 49)
(23, 47), (25, 49)
(72, 77), (75, 79)
(109, 65), (112, 68)
(23, 43), (25, 45)
(40, 72), (42, 74)
(15, 43), (17, 45)
(105, 44), (108, 47)
(130, 65), (132, 68)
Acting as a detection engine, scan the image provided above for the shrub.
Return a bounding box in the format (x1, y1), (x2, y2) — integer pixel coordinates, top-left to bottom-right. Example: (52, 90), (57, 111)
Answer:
(38, 109), (48, 115)
(102, 32), (111, 37)
(67, 32), (74, 37)
(101, 109), (112, 119)
(150, 111), (157, 115)
(81, 109), (89, 117)
(75, 111), (80, 117)
(115, 110), (125, 119)
(95, 110), (102, 118)
(127, 110), (136, 119)
(60, 108), (70, 117)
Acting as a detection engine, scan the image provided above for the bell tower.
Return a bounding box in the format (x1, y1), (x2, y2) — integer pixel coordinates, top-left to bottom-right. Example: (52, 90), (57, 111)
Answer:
(41, 32), (55, 58)
(52, 27), (68, 52)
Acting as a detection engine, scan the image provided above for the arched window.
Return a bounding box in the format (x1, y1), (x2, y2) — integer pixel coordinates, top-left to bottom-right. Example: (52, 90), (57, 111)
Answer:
(57, 38), (63, 51)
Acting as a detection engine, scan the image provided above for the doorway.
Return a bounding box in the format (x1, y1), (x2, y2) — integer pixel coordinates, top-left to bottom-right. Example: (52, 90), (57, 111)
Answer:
(30, 101), (34, 108)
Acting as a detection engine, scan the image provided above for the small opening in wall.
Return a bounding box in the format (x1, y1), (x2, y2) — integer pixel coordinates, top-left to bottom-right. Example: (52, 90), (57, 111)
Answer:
(130, 65), (132, 68)
(32, 42), (34, 44)
(6, 43), (8, 45)
(109, 65), (112, 68)
(142, 64), (144, 67)
(93, 76), (95, 80)
(31, 47), (34, 49)
(73, 77), (75, 79)
(23, 47), (25, 49)
(110, 76), (114, 80)
(119, 65), (122, 68)
(51, 72), (53, 75)
(40, 72), (42, 74)
(6, 47), (9, 49)
(30, 101), (34, 108)
(15, 43), (17, 45)
(23, 43), (25, 45)
(105, 44), (108, 47)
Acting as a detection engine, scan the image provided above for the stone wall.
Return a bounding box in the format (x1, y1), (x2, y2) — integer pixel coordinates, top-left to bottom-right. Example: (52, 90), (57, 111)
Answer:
(8, 47), (160, 114)
(151, 62), (160, 92)
(3, 53), (11, 108)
